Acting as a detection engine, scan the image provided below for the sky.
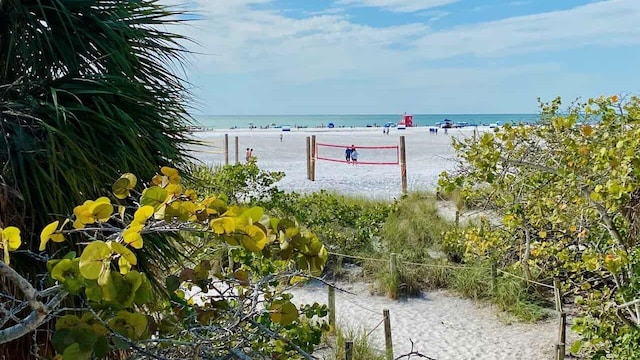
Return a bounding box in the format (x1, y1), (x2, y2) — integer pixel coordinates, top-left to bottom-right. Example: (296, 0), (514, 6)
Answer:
(160, 0), (640, 115)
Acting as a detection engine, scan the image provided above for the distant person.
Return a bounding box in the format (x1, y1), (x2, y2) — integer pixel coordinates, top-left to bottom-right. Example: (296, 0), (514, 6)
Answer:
(345, 146), (352, 163)
(245, 148), (251, 162)
(280, 133), (283, 142)
(350, 147), (358, 165)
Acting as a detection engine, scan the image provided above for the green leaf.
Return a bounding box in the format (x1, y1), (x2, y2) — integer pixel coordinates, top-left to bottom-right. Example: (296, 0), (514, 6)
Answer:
(79, 241), (111, 280)
(112, 177), (132, 200)
(141, 186), (168, 209)
(166, 275), (180, 292)
(269, 300), (298, 326)
(570, 340), (583, 354)
(62, 343), (91, 360)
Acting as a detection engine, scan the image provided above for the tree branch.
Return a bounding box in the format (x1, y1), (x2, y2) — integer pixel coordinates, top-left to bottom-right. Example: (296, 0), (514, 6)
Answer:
(0, 260), (68, 344)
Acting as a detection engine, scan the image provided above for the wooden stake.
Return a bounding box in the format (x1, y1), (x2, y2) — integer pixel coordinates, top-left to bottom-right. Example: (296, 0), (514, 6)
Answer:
(557, 312), (566, 360)
(400, 136), (407, 193)
(328, 285), (336, 333)
(554, 279), (562, 313)
(234, 136), (239, 165)
(311, 135), (316, 181)
(224, 133), (229, 165)
(345, 341), (353, 360)
(383, 309), (393, 360)
(306, 136), (311, 180)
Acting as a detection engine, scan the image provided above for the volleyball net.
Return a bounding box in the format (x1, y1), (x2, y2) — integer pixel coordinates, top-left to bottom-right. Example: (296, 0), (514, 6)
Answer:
(316, 142), (399, 165)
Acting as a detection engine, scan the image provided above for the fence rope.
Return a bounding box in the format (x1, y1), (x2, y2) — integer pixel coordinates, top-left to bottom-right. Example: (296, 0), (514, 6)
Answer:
(327, 251), (389, 264)
(365, 317), (386, 338)
(328, 251), (554, 289)
(497, 269), (555, 289)
(340, 294), (383, 315)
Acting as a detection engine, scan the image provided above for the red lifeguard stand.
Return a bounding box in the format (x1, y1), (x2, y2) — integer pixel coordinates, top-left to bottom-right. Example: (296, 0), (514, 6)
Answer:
(399, 113), (413, 127)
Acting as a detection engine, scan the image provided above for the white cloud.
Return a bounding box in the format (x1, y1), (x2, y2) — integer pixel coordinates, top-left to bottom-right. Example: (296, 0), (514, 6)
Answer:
(158, 0), (640, 113)
(335, 0), (458, 13)
(413, 0), (640, 59)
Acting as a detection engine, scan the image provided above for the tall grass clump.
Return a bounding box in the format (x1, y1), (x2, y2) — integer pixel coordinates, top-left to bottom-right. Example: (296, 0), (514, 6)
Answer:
(331, 326), (385, 360)
(381, 192), (454, 260)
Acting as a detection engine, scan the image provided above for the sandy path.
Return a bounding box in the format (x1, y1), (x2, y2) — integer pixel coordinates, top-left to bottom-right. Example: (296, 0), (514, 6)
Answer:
(290, 281), (560, 360)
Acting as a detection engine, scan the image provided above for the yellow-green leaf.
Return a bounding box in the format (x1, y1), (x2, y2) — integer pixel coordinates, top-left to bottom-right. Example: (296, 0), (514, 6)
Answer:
(133, 206), (154, 225)
(210, 217), (235, 234)
(79, 241), (111, 280)
(241, 225), (267, 252)
(269, 300), (298, 326)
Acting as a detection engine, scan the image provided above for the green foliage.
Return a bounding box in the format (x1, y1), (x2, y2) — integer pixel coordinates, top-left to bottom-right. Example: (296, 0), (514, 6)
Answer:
(439, 94), (640, 356)
(382, 192), (454, 260)
(30, 167), (329, 359)
(331, 326), (385, 360)
(186, 161), (286, 206)
(0, 0), (195, 266)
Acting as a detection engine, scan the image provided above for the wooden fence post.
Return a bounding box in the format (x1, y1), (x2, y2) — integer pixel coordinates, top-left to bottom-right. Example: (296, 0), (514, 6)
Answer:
(400, 136), (407, 193)
(553, 279), (563, 313)
(390, 253), (399, 297)
(234, 136), (239, 164)
(345, 341), (353, 360)
(383, 309), (393, 360)
(328, 285), (336, 333)
(310, 135), (316, 181)
(556, 311), (566, 360)
(306, 136), (311, 180)
(224, 134), (229, 165)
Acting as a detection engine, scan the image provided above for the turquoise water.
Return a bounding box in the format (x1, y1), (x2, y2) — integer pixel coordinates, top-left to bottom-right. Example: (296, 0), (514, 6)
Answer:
(193, 114), (540, 130)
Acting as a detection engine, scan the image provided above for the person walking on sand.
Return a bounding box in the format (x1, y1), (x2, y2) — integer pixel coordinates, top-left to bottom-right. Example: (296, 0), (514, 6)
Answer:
(280, 133), (283, 142)
(245, 148), (251, 163)
(350, 147), (358, 165)
(345, 146), (352, 164)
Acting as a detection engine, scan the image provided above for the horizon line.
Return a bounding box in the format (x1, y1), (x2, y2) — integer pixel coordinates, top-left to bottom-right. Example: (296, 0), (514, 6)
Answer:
(193, 112), (541, 117)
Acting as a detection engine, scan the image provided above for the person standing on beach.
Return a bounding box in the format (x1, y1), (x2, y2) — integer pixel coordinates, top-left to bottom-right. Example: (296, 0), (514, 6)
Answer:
(345, 146), (352, 164)
(280, 133), (283, 142)
(245, 148), (251, 162)
(350, 147), (358, 165)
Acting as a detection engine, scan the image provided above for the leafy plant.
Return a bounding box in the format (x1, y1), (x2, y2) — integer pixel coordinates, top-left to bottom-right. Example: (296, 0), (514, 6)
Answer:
(1, 167), (330, 359)
(439, 94), (640, 356)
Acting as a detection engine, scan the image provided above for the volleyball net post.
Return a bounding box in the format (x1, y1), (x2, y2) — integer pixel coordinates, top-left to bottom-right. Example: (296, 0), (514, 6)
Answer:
(400, 135), (407, 193)
(306, 136), (311, 180)
(311, 135), (317, 181)
(235, 136), (239, 165)
(224, 134), (229, 165)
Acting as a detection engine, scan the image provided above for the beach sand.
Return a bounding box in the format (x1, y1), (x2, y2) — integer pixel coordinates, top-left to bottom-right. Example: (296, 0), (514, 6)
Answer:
(190, 126), (572, 360)
(191, 126), (479, 199)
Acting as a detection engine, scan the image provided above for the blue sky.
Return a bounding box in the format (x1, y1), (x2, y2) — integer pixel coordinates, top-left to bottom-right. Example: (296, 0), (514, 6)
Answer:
(162, 0), (640, 115)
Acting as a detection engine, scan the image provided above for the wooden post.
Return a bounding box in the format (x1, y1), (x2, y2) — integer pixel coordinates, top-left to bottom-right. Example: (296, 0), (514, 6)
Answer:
(454, 210), (460, 227)
(234, 136), (239, 165)
(557, 312), (566, 360)
(554, 279), (562, 313)
(328, 286), (336, 333)
(490, 262), (497, 294)
(306, 136), (311, 180)
(311, 135), (316, 181)
(224, 134), (229, 165)
(345, 341), (353, 360)
(383, 309), (393, 360)
(400, 136), (407, 193)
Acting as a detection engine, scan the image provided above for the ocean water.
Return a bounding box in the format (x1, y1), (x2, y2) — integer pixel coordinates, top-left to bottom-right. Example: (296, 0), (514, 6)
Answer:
(193, 114), (540, 130)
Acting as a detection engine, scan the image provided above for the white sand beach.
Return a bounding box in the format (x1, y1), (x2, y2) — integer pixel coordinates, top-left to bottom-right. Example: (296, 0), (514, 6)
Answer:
(191, 126), (482, 199)
(190, 126), (571, 360)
